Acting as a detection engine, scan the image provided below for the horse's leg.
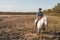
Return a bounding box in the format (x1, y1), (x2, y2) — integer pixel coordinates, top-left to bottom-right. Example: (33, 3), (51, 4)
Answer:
(37, 28), (40, 34)
(40, 30), (43, 34)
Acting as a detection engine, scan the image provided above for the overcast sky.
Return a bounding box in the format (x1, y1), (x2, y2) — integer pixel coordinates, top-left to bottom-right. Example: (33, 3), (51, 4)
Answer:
(0, 0), (60, 12)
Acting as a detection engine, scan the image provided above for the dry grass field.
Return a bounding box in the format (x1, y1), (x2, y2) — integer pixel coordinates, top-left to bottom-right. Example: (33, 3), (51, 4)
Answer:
(0, 15), (60, 40)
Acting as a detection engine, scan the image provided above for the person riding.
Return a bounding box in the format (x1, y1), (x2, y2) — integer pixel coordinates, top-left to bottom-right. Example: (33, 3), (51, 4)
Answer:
(35, 8), (43, 26)
(35, 8), (48, 33)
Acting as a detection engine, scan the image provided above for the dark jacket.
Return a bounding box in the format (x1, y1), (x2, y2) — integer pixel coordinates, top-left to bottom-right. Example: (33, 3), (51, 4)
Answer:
(36, 11), (43, 16)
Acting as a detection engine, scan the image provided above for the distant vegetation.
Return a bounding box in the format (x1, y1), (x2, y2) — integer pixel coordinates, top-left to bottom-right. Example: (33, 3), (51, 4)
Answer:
(0, 12), (35, 15)
(43, 3), (60, 16)
(43, 3), (60, 13)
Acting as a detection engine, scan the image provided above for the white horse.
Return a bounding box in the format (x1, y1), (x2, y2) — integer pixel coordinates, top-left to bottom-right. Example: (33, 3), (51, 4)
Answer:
(34, 16), (48, 33)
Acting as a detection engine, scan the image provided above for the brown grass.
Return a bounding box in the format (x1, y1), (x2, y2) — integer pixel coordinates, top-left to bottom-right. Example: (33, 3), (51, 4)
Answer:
(0, 15), (60, 40)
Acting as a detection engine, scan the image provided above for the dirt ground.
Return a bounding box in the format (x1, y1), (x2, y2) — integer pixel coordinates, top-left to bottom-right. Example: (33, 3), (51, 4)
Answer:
(0, 15), (60, 40)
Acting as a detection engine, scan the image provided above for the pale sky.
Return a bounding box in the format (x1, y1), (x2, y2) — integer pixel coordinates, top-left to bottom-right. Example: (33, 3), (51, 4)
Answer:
(0, 0), (60, 12)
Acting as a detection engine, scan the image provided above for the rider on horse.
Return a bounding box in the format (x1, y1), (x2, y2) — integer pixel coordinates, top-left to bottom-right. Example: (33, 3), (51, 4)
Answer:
(36, 8), (44, 26)
(35, 8), (48, 33)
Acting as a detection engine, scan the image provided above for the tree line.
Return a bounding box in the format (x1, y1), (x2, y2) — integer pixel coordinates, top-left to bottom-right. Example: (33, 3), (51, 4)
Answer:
(43, 3), (60, 13)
